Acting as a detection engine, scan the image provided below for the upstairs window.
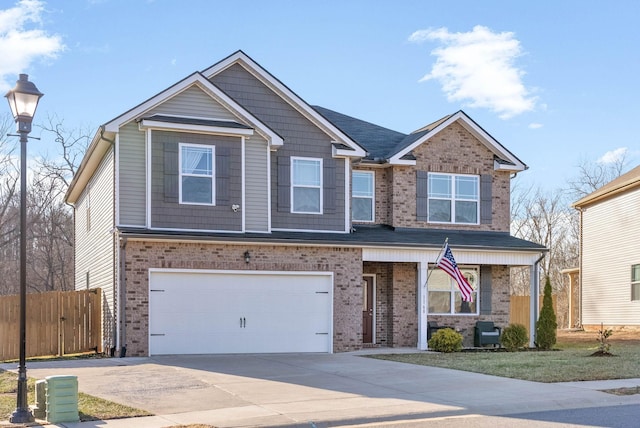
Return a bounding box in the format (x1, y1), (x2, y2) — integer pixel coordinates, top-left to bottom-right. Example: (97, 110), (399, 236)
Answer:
(180, 144), (214, 205)
(632, 264), (640, 301)
(292, 157), (322, 214)
(352, 171), (374, 222)
(428, 173), (479, 224)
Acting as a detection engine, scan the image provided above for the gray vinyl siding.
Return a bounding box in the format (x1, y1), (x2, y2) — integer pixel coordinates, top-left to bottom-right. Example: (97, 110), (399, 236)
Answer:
(245, 137), (269, 232)
(211, 64), (345, 231)
(118, 122), (146, 226)
(148, 85), (238, 120)
(74, 148), (116, 349)
(582, 189), (640, 326)
(150, 130), (242, 231)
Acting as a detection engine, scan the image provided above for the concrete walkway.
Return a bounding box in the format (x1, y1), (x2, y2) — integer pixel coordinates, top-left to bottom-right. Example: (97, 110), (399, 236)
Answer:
(2, 349), (639, 427)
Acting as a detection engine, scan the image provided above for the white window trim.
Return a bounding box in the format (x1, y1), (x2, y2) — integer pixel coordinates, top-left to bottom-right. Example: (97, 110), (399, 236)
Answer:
(291, 156), (323, 214)
(632, 264), (640, 301)
(352, 170), (375, 222)
(427, 172), (480, 225)
(179, 143), (216, 206)
(427, 265), (479, 316)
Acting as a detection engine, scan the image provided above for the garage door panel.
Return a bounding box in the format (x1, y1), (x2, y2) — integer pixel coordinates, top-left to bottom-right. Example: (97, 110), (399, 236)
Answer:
(149, 271), (332, 355)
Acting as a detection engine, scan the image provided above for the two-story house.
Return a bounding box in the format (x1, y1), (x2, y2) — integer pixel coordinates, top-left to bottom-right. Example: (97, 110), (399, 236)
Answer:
(65, 51), (546, 357)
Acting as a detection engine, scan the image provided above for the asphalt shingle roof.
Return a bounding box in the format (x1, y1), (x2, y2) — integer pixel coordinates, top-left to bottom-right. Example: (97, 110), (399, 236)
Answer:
(312, 106), (407, 160)
(118, 224), (546, 252)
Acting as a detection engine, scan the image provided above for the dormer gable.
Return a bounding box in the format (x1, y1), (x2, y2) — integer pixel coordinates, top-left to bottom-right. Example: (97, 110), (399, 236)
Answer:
(389, 111), (527, 171)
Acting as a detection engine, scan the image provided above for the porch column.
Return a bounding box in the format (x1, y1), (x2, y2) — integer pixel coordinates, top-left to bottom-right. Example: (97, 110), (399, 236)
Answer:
(529, 261), (540, 348)
(418, 261), (428, 350)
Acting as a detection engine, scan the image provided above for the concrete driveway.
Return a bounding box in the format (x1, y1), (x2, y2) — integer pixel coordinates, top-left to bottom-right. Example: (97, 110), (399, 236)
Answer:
(3, 350), (640, 427)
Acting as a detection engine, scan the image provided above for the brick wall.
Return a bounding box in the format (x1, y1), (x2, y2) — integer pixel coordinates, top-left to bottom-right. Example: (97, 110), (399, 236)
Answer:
(426, 265), (510, 346)
(123, 241), (363, 356)
(390, 122), (512, 232)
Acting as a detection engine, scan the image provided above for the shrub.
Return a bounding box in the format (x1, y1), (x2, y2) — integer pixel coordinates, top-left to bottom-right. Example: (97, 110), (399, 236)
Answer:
(501, 323), (528, 351)
(428, 328), (463, 353)
(594, 322), (614, 356)
(535, 276), (557, 350)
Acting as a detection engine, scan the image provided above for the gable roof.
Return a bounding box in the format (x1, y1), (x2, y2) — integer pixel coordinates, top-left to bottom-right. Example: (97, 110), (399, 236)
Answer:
(573, 164), (640, 208)
(202, 50), (367, 158)
(66, 71), (284, 204)
(313, 107), (527, 171)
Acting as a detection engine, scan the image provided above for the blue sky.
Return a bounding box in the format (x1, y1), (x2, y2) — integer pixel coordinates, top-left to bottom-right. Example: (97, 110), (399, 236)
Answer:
(1, 0), (639, 191)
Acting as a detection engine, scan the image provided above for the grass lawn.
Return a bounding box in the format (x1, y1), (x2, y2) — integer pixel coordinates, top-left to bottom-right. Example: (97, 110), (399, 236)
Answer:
(0, 369), (151, 423)
(369, 330), (640, 383)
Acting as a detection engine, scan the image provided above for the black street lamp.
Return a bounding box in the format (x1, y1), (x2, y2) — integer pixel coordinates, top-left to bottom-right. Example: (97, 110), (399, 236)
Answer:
(5, 74), (43, 424)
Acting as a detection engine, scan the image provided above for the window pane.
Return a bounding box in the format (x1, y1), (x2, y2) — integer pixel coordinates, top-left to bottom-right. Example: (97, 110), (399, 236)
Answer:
(293, 159), (320, 186)
(462, 269), (479, 290)
(353, 172), (373, 197)
(353, 198), (373, 221)
(454, 292), (477, 313)
(428, 291), (451, 313)
(293, 187), (320, 212)
(429, 174), (451, 198)
(182, 176), (212, 204)
(429, 199), (451, 222)
(455, 200), (478, 223)
(456, 176), (478, 199)
(428, 270), (451, 291)
(182, 147), (212, 175)
(633, 283), (640, 301)
(632, 264), (640, 282)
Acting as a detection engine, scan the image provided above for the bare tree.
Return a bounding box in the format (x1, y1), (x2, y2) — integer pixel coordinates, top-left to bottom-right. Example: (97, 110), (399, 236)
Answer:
(567, 153), (629, 199)
(0, 114), (89, 295)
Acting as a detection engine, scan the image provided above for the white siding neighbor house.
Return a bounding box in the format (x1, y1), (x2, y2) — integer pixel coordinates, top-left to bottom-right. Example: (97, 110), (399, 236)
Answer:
(573, 165), (640, 331)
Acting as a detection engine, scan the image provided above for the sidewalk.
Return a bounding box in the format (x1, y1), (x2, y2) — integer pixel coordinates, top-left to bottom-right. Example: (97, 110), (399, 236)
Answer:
(2, 351), (639, 428)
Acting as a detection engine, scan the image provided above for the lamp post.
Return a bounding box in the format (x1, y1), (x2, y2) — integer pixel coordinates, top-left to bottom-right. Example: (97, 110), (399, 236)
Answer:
(5, 74), (43, 424)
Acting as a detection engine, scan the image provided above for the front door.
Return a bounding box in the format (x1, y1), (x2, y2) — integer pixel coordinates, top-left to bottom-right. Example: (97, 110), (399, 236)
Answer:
(362, 276), (374, 343)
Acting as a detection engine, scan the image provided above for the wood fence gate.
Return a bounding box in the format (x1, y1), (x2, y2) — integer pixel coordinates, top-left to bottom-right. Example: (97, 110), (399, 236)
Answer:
(0, 289), (101, 361)
(510, 295), (557, 337)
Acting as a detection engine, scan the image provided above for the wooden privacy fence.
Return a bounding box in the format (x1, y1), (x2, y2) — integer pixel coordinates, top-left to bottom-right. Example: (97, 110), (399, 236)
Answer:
(510, 295), (557, 337)
(0, 289), (101, 361)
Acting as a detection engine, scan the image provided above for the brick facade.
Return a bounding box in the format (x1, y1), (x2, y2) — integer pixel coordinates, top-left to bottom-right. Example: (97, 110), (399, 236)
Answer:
(388, 122), (511, 232)
(124, 241), (363, 356)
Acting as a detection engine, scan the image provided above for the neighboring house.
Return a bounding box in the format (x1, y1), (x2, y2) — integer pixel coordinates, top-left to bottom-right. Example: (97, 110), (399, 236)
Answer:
(65, 51), (546, 357)
(573, 165), (640, 332)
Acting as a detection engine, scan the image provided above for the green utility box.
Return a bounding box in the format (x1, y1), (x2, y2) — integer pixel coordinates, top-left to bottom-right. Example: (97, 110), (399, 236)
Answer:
(33, 375), (80, 423)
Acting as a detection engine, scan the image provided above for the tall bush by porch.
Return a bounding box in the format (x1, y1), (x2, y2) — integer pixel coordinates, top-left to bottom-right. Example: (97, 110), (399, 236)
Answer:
(535, 276), (557, 350)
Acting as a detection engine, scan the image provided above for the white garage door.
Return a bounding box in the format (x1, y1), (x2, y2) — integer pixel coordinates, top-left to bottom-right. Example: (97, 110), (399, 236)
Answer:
(149, 270), (333, 355)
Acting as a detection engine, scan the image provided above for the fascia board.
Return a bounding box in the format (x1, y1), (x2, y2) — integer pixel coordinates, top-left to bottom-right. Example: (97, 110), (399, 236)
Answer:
(202, 51), (366, 157)
(65, 128), (114, 204)
(138, 118), (255, 137)
(389, 111), (526, 171)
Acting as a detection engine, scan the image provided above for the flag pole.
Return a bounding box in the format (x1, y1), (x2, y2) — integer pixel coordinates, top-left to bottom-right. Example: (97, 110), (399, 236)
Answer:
(426, 237), (448, 284)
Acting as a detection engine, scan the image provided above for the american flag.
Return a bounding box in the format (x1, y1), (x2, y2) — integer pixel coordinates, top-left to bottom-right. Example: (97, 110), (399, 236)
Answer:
(436, 243), (474, 302)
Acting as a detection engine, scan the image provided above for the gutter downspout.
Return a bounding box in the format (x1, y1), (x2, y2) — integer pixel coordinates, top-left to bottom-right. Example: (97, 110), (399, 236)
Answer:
(119, 236), (127, 357)
(529, 253), (546, 348)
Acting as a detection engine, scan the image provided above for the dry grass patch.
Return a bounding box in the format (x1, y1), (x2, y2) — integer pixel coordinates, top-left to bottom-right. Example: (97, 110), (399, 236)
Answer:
(0, 369), (150, 423)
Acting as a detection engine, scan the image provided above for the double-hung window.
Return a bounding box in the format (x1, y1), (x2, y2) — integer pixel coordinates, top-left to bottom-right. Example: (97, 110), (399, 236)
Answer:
(428, 267), (479, 314)
(352, 171), (374, 222)
(428, 173), (479, 224)
(180, 143), (214, 205)
(292, 157), (322, 214)
(632, 264), (640, 301)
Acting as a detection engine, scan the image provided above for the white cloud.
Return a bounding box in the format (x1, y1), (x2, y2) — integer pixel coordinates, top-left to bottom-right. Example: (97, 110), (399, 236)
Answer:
(598, 147), (627, 164)
(0, 0), (64, 91)
(528, 123), (543, 129)
(409, 25), (537, 119)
